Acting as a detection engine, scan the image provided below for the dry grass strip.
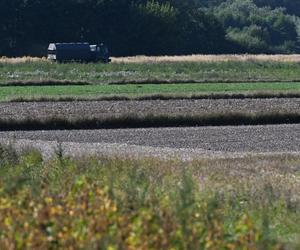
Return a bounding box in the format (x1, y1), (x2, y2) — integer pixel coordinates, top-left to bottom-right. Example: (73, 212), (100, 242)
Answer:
(3, 54), (300, 64)
(111, 54), (300, 63)
(0, 56), (47, 64)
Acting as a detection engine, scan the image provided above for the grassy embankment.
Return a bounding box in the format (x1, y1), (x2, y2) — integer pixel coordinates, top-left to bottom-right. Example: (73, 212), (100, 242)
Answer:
(0, 144), (300, 249)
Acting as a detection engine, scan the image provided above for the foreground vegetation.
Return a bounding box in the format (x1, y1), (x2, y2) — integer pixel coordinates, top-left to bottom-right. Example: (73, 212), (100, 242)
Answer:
(0, 144), (300, 249)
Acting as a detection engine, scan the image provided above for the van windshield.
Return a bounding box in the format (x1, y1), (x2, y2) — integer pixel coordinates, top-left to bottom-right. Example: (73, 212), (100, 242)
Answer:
(90, 45), (97, 51)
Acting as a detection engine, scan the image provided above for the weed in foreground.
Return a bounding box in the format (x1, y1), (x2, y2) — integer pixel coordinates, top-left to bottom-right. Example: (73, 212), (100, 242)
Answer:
(0, 148), (299, 249)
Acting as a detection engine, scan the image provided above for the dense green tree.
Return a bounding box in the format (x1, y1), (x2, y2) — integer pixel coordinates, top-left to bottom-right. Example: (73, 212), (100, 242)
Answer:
(0, 0), (299, 56)
(254, 0), (300, 16)
(213, 0), (299, 53)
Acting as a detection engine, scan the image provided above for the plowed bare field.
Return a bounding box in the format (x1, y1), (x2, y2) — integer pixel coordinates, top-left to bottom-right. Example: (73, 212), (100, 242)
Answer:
(2, 98), (300, 120)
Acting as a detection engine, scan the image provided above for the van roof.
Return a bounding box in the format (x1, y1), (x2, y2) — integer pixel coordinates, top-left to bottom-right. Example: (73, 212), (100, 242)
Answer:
(48, 43), (91, 50)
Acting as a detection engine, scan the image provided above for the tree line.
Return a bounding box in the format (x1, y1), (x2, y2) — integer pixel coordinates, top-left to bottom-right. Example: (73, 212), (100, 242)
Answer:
(0, 0), (299, 56)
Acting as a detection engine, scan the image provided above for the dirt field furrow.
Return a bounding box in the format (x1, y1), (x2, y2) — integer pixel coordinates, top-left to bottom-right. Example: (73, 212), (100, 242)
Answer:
(1, 98), (300, 120)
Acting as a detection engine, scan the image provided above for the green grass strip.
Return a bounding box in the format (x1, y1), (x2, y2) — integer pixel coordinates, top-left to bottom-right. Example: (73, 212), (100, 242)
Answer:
(2, 60), (300, 84)
(2, 82), (300, 101)
(1, 112), (300, 131)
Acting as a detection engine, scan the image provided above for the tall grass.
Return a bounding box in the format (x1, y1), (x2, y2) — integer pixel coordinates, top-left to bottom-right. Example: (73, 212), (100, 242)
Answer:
(0, 112), (300, 130)
(0, 145), (300, 249)
(9, 91), (300, 103)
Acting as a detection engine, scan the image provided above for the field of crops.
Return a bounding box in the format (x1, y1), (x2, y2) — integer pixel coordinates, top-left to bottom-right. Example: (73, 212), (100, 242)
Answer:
(1, 56), (300, 248)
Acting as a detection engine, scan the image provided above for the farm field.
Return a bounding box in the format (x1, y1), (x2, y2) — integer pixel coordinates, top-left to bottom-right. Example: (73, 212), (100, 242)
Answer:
(1, 56), (300, 248)
(1, 98), (300, 130)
